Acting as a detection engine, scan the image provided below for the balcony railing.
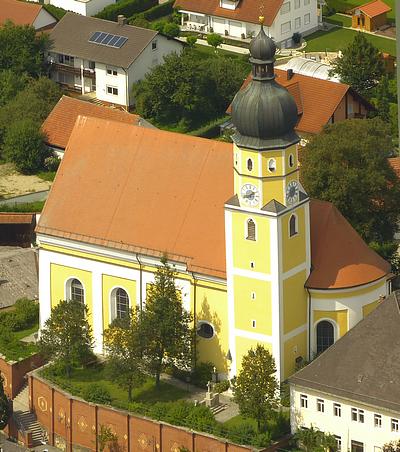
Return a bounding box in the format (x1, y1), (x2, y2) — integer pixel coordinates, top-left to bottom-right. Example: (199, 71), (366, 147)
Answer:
(51, 63), (96, 79)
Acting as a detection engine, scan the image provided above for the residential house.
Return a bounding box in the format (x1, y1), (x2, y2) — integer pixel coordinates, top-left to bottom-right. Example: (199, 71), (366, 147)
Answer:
(0, 0), (57, 31)
(44, 0), (116, 17)
(290, 291), (400, 451)
(227, 67), (373, 138)
(41, 96), (155, 156)
(48, 13), (183, 108)
(174, 0), (319, 47)
(351, 0), (391, 32)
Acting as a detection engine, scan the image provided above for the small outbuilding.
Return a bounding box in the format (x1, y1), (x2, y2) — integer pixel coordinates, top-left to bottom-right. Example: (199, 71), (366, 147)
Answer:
(351, 0), (391, 32)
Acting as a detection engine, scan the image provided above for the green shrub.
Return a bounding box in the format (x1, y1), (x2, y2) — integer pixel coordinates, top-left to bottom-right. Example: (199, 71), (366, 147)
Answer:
(188, 116), (228, 138)
(191, 361), (214, 388)
(96, 0), (157, 21)
(162, 22), (180, 38)
(44, 156), (60, 172)
(152, 19), (167, 32)
(129, 15), (151, 29)
(186, 35), (197, 47)
(82, 383), (112, 405)
(214, 380), (230, 393)
(14, 298), (39, 330)
(0, 201), (45, 213)
(44, 4), (67, 20)
(143, 0), (174, 21)
(226, 422), (257, 444)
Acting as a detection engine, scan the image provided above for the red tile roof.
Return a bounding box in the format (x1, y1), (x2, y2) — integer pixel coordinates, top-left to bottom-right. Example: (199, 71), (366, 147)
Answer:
(42, 96), (140, 150)
(228, 69), (373, 134)
(0, 213), (35, 224)
(174, 0), (283, 27)
(37, 116), (390, 288)
(0, 0), (48, 27)
(358, 0), (391, 18)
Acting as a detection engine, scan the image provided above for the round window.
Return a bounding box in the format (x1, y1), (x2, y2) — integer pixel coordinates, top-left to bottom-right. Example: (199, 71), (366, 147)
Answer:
(197, 322), (214, 339)
(268, 158), (276, 172)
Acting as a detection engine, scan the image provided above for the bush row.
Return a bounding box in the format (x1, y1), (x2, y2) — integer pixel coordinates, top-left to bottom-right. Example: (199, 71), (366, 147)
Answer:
(129, 0), (175, 23)
(0, 299), (39, 332)
(44, 4), (67, 20)
(95, 0), (157, 21)
(0, 201), (44, 213)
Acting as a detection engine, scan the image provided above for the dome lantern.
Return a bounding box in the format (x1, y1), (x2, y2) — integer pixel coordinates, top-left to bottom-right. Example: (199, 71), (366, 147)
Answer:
(230, 22), (300, 150)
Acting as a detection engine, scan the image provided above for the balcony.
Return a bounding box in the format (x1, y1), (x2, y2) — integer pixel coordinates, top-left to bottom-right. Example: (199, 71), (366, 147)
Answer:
(51, 63), (96, 79)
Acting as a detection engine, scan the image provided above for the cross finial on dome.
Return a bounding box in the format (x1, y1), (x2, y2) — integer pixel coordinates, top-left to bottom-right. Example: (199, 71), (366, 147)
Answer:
(259, 1), (265, 26)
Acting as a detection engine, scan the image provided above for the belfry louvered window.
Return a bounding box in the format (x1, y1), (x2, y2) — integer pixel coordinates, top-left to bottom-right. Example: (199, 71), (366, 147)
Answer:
(246, 219), (256, 241)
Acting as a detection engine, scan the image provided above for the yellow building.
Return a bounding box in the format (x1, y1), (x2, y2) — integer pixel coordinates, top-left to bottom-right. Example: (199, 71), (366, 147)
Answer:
(37, 23), (392, 382)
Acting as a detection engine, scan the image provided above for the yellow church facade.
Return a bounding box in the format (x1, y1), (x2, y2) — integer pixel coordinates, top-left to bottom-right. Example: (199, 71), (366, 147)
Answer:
(37, 23), (392, 382)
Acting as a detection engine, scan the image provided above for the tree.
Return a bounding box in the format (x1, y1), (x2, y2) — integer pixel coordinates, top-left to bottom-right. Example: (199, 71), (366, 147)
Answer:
(294, 425), (337, 452)
(0, 374), (10, 430)
(301, 118), (400, 244)
(0, 21), (50, 77)
(38, 299), (94, 377)
(375, 75), (391, 123)
(3, 119), (50, 173)
(141, 257), (193, 386)
(97, 425), (118, 452)
(163, 22), (180, 38)
(383, 440), (400, 452)
(103, 309), (146, 401)
(232, 345), (279, 431)
(207, 33), (223, 51)
(0, 70), (29, 108)
(186, 35), (197, 48)
(330, 32), (384, 96)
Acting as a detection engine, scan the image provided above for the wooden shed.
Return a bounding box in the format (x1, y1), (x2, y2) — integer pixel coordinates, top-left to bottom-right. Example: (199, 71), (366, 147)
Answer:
(351, 0), (391, 32)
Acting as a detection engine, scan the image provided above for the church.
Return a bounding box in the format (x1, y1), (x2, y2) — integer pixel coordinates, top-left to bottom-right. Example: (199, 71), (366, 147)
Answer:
(36, 20), (392, 382)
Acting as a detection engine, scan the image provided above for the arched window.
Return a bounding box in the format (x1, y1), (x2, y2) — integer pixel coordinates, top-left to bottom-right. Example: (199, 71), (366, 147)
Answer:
(247, 158), (253, 172)
(316, 321), (334, 354)
(115, 288), (129, 319)
(246, 219), (256, 241)
(289, 215), (298, 237)
(197, 321), (214, 339)
(70, 279), (84, 303)
(289, 154), (294, 167)
(268, 158), (276, 172)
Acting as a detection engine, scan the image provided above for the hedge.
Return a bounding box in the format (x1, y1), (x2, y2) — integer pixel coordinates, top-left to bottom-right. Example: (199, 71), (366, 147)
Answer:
(95, 0), (157, 21)
(43, 4), (67, 20)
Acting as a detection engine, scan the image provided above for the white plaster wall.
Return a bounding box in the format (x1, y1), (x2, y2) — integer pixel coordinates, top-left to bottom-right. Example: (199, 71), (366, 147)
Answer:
(49, 0), (116, 16)
(127, 36), (182, 105)
(95, 63), (128, 106)
(291, 385), (400, 451)
(33, 8), (57, 29)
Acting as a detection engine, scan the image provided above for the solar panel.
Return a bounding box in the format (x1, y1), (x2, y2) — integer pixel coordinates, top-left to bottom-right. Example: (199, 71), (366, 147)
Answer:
(88, 31), (128, 48)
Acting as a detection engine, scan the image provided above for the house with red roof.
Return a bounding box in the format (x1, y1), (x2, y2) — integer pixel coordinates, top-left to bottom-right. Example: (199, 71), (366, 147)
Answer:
(351, 0), (391, 32)
(0, 0), (57, 31)
(174, 0), (319, 47)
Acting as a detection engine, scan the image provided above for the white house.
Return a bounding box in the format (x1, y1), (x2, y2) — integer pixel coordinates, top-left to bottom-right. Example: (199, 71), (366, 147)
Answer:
(174, 0), (319, 48)
(0, 0), (57, 31)
(48, 12), (183, 108)
(44, 0), (116, 17)
(290, 291), (400, 452)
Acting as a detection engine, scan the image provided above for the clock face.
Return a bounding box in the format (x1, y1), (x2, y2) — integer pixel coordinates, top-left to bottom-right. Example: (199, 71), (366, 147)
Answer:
(241, 183), (260, 207)
(286, 180), (299, 205)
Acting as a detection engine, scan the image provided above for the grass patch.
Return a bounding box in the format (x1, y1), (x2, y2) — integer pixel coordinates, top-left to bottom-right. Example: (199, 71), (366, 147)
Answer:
(223, 414), (259, 430)
(0, 323), (38, 361)
(0, 200), (45, 212)
(190, 44), (249, 62)
(41, 364), (188, 410)
(305, 27), (396, 55)
(325, 13), (352, 27)
(37, 171), (56, 182)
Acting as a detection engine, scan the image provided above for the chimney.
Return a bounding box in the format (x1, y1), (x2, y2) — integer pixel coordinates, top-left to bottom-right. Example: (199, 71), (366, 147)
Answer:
(117, 15), (127, 26)
(286, 68), (294, 80)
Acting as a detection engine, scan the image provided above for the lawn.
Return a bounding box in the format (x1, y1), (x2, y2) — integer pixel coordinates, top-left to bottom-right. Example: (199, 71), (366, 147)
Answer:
(327, 0), (395, 20)
(0, 323), (39, 361)
(41, 365), (188, 411)
(325, 13), (352, 27)
(0, 201), (45, 212)
(305, 27), (396, 55)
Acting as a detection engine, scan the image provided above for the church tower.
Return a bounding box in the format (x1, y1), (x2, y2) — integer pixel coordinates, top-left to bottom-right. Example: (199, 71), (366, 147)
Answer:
(225, 19), (311, 381)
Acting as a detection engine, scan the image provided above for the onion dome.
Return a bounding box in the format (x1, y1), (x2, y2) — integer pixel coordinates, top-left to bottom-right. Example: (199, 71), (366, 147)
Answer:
(231, 20), (300, 150)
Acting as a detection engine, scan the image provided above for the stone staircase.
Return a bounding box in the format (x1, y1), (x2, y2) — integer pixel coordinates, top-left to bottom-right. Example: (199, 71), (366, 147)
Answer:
(210, 403), (227, 415)
(13, 384), (47, 447)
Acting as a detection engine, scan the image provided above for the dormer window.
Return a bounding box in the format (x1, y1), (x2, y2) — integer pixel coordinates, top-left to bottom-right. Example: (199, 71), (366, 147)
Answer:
(220, 0), (238, 10)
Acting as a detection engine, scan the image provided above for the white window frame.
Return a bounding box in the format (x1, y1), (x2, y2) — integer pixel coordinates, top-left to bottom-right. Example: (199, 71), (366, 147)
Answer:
(300, 394), (308, 408)
(280, 2), (291, 14)
(392, 418), (399, 432)
(317, 398), (324, 413)
(289, 213), (298, 238)
(197, 320), (215, 339)
(304, 13), (311, 25)
(106, 67), (118, 76)
(152, 39), (157, 51)
(374, 414), (382, 428)
(351, 408), (365, 423)
(333, 403), (341, 417)
(106, 85), (118, 96)
(65, 277), (85, 304)
(110, 286), (130, 322)
(281, 21), (291, 34)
